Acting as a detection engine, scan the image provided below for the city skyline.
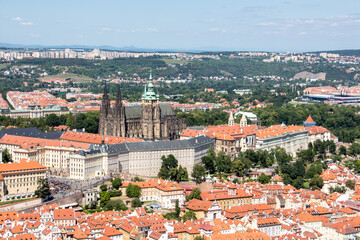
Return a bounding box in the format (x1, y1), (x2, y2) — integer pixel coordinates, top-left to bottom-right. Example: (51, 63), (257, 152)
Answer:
(1, 0), (360, 52)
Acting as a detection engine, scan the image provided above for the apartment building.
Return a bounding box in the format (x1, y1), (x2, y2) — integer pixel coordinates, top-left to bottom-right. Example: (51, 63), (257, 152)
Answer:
(0, 159), (46, 198)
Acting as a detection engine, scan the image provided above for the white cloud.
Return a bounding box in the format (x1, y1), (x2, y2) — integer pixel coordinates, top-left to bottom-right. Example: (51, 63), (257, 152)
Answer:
(20, 21), (34, 26)
(130, 28), (159, 33)
(298, 32), (307, 35)
(100, 27), (112, 31)
(12, 17), (23, 21)
(209, 28), (219, 32)
(257, 22), (277, 26)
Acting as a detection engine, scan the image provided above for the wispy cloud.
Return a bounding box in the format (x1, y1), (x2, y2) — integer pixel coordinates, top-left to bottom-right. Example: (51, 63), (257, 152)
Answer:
(12, 17), (23, 21)
(20, 21), (34, 26)
(10, 16), (34, 26)
(257, 22), (277, 26)
(208, 28), (219, 32)
(117, 28), (159, 33)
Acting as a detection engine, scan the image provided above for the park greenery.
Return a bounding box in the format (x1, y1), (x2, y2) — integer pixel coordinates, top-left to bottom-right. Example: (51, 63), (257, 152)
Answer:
(1, 148), (12, 163)
(126, 184), (142, 198)
(157, 154), (189, 182)
(35, 178), (52, 200)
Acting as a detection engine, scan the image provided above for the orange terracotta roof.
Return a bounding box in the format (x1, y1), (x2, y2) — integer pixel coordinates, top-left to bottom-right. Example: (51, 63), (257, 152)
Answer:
(122, 179), (182, 192)
(201, 189), (251, 201)
(305, 126), (330, 135)
(255, 125), (307, 140)
(0, 134), (90, 150)
(53, 209), (75, 220)
(60, 131), (143, 144)
(185, 199), (213, 211)
(305, 115), (315, 123)
(0, 159), (46, 173)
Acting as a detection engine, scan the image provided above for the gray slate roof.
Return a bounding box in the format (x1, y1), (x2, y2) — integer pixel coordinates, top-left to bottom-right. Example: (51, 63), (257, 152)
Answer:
(0, 127), (64, 140)
(79, 135), (214, 156)
(124, 103), (174, 119)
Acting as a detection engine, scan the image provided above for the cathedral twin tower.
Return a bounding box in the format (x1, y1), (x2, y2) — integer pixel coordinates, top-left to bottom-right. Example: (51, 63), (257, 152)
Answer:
(98, 78), (185, 141)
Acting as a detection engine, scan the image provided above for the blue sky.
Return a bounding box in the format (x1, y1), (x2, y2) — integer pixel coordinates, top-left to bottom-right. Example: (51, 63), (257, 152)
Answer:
(1, 0), (360, 51)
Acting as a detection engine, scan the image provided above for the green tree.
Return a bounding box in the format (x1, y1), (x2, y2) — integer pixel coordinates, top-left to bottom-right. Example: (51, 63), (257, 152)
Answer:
(158, 154), (179, 179)
(103, 199), (127, 211)
(111, 178), (122, 190)
(297, 149), (315, 162)
(330, 186), (347, 194)
(131, 198), (143, 208)
(183, 210), (197, 221)
(309, 175), (324, 190)
(272, 148), (292, 167)
(350, 143), (360, 156)
(186, 187), (202, 202)
(35, 178), (52, 200)
(66, 112), (74, 129)
(346, 180), (355, 190)
(100, 191), (110, 207)
(45, 114), (60, 127)
(231, 158), (245, 177)
(175, 199), (180, 218)
(201, 146), (216, 173)
(339, 145), (347, 156)
(2, 148), (12, 163)
(158, 167), (170, 180)
(215, 151), (232, 174)
(133, 176), (145, 182)
(257, 173), (271, 184)
(126, 184), (141, 198)
(100, 184), (107, 192)
(191, 164), (206, 184)
(306, 164), (323, 179)
(194, 237), (205, 240)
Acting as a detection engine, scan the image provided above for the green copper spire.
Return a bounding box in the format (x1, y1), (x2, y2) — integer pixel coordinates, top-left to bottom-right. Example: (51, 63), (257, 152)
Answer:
(142, 71), (159, 101)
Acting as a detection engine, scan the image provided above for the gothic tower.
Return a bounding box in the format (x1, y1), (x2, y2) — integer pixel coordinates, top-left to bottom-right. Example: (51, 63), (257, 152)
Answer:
(114, 84), (126, 136)
(99, 82), (111, 135)
(141, 73), (161, 141)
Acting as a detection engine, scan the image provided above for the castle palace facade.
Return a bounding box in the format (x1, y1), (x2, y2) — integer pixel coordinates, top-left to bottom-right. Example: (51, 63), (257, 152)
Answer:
(98, 81), (186, 141)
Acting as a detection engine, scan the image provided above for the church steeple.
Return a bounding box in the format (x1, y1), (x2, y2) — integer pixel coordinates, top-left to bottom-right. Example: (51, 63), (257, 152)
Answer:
(240, 114), (247, 127)
(116, 84), (122, 108)
(228, 111), (234, 126)
(142, 71), (158, 101)
(103, 81), (109, 99)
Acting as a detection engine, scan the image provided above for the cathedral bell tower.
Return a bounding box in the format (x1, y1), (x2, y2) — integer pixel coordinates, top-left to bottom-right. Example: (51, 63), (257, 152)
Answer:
(99, 82), (112, 135)
(114, 84), (126, 136)
(141, 72), (161, 141)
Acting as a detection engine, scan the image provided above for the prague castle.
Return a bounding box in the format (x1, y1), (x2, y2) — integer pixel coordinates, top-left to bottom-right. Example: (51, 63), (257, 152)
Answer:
(98, 77), (185, 141)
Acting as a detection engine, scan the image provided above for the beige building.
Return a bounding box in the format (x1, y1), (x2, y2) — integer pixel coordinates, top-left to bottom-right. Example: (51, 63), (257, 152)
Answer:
(0, 105), (69, 119)
(255, 124), (309, 156)
(0, 135), (89, 175)
(70, 135), (214, 179)
(180, 114), (257, 159)
(121, 179), (184, 209)
(0, 159), (46, 199)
